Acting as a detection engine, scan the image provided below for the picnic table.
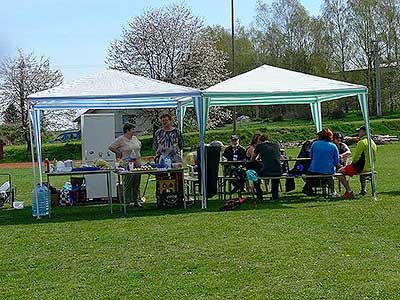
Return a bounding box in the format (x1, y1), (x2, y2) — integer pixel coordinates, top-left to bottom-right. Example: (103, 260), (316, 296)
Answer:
(114, 168), (184, 215)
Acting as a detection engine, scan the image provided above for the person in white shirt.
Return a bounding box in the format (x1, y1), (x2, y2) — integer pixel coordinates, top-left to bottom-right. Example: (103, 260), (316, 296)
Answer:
(109, 123), (142, 208)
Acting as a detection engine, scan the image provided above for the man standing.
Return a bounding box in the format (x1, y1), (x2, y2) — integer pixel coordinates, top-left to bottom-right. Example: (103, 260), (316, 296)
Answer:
(251, 134), (282, 200)
(338, 125), (377, 198)
(153, 113), (184, 164)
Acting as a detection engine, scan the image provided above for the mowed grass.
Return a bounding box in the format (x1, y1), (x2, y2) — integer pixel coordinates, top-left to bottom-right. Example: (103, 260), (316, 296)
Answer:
(0, 144), (399, 299)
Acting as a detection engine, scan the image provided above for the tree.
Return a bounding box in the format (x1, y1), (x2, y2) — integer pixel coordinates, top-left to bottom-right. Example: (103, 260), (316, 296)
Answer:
(253, 0), (314, 119)
(347, 0), (379, 113)
(106, 4), (230, 129)
(3, 103), (20, 124)
(375, 0), (400, 112)
(107, 4), (227, 89)
(322, 0), (353, 77)
(0, 51), (65, 147)
(207, 24), (259, 75)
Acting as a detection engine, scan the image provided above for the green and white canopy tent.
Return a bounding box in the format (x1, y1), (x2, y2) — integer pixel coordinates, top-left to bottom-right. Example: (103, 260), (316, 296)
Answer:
(196, 65), (376, 208)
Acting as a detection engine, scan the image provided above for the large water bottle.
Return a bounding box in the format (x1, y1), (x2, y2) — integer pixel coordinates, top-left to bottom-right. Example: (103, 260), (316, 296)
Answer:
(32, 184), (50, 217)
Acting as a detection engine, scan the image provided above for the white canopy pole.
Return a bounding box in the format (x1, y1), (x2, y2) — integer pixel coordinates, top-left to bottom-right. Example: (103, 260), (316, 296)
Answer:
(29, 108), (40, 219)
(32, 109), (43, 185)
(310, 101), (323, 132)
(176, 102), (186, 133)
(194, 96), (209, 209)
(358, 93), (377, 201)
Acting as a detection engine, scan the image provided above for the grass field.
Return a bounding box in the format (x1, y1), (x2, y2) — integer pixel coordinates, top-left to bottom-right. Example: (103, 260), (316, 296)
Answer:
(0, 144), (399, 299)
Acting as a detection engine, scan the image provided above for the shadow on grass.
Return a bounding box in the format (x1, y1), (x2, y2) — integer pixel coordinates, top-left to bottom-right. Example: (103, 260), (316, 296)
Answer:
(377, 190), (400, 197)
(0, 192), (347, 226)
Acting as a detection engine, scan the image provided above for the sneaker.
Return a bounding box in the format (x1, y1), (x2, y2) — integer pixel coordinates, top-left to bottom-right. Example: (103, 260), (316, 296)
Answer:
(359, 190), (367, 196)
(133, 201), (143, 208)
(342, 191), (354, 199)
(331, 192), (340, 198)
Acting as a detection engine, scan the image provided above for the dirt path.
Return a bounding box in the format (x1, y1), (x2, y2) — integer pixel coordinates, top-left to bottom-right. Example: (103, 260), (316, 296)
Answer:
(0, 162), (36, 169)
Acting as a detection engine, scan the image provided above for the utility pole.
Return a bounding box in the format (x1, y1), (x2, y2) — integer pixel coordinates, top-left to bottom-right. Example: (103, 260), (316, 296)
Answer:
(231, 0), (237, 134)
(372, 40), (382, 117)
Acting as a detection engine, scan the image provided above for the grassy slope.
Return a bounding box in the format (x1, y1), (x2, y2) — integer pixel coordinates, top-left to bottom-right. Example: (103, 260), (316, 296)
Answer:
(0, 144), (399, 299)
(2, 113), (400, 163)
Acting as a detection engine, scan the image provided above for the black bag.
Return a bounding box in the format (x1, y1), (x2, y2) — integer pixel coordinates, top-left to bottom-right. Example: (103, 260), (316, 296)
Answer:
(285, 178), (296, 192)
(290, 140), (314, 176)
(157, 192), (182, 209)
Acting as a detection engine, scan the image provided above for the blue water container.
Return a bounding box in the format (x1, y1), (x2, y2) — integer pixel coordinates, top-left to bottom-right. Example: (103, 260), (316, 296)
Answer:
(32, 184), (50, 217)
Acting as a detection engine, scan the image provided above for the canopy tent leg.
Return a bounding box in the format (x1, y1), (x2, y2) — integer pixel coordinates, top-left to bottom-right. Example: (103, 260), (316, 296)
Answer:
(310, 101), (323, 133)
(194, 96), (210, 209)
(176, 103), (187, 133)
(29, 109), (40, 219)
(32, 109), (44, 186)
(358, 93), (377, 201)
(176, 103), (187, 159)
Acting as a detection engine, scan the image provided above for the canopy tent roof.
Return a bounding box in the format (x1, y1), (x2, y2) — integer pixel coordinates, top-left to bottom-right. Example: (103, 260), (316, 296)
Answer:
(28, 69), (200, 110)
(203, 65), (367, 105)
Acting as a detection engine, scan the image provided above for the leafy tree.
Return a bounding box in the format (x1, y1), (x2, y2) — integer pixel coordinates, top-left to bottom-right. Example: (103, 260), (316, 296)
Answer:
(107, 4), (231, 129)
(107, 4), (227, 89)
(0, 50), (69, 147)
(3, 102), (20, 124)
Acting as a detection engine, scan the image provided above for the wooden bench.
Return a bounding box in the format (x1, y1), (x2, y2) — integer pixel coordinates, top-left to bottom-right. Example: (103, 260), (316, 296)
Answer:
(184, 174), (199, 207)
(218, 172), (375, 200)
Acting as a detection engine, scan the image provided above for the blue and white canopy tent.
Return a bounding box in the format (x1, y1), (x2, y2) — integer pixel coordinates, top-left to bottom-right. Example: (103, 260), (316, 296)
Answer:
(197, 65), (376, 207)
(28, 69), (202, 215)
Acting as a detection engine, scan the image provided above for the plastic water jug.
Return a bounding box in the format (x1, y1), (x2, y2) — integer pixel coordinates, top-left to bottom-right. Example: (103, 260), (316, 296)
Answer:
(32, 184), (50, 217)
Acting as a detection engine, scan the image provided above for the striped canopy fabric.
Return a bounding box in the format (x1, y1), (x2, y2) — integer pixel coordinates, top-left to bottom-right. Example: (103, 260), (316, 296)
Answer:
(28, 69), (199, 110)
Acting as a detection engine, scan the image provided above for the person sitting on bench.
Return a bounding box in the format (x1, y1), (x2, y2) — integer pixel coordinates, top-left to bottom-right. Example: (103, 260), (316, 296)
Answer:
(306, 128), (341, 198)
(222, 135), (247, 193)
(333, 132), (351, 167)
(337, 125), (377, 197)
(251, 134), (282, 200)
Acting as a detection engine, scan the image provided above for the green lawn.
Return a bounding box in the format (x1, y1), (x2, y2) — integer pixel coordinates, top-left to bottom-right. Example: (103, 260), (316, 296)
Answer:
(0, 144), (399, 299)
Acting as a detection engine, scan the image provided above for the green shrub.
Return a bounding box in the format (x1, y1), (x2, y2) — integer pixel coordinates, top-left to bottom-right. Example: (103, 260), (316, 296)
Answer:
(330, 109), (346, 119)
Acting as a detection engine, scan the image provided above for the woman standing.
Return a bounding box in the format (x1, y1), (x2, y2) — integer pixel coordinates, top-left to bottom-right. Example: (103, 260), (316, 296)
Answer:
(109, 123), (142, 208)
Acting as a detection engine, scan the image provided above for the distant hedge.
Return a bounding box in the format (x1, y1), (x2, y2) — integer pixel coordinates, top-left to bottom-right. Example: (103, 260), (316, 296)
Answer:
(2, 118), (399, 163)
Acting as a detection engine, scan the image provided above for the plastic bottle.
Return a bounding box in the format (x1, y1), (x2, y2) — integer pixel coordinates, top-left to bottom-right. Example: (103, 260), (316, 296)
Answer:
(44, 158), (50, 173)
(165, 157), (171, 169)
(32, 184), (50, 217)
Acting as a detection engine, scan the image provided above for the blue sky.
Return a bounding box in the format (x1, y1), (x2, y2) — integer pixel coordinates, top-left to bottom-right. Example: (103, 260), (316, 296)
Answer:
(0, 0), (323, 81)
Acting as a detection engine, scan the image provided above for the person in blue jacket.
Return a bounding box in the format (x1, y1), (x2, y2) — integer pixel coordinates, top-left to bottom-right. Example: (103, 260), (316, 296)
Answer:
(306, 128), (341, 198)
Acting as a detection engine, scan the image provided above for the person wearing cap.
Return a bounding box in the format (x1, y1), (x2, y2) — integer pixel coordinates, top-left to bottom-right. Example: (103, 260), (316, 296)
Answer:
(222, 135), (247, 194)
(222, 135), (247, 162)
(333, 132), (351, 167)
(337, 125), (377, 198)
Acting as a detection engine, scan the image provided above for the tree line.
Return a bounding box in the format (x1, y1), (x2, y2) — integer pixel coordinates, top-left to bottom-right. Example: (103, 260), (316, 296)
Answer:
(207, 0), (400, 118)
